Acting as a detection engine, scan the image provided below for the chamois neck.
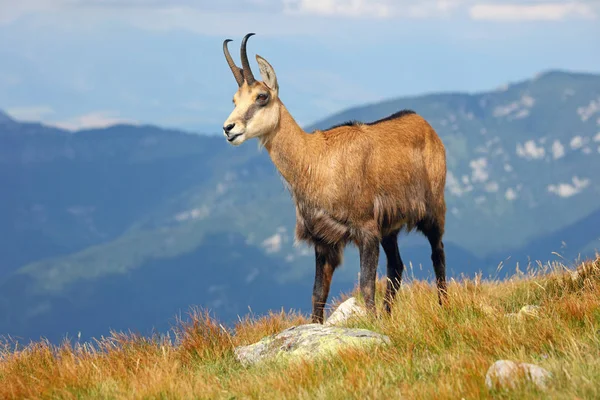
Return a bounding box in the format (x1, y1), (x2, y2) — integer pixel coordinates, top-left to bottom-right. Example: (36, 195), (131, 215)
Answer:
(264, 103), (314, 190)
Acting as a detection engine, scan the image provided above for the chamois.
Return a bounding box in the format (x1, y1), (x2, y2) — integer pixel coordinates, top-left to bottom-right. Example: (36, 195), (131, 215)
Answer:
(221, 33), (448, 323)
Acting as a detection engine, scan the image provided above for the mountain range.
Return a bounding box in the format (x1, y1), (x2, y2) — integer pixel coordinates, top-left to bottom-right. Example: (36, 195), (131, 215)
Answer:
(1, 70), (599, 343)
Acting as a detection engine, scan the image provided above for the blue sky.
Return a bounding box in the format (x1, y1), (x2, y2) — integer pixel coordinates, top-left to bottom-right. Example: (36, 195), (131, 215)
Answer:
(0, 0), (599, 133)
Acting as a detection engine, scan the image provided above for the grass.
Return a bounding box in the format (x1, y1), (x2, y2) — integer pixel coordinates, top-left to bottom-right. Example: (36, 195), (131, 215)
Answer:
(1, 256), (599, 399)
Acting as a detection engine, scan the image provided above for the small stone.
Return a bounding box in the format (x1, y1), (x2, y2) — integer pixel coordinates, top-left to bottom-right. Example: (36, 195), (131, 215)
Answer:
(234, 323), (390, 366)
(325, 297), (366, 326)
(485, 359), (552, 390)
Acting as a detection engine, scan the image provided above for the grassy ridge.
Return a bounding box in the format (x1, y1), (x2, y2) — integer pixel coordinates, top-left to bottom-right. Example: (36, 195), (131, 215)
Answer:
(1, 256), (599, 399)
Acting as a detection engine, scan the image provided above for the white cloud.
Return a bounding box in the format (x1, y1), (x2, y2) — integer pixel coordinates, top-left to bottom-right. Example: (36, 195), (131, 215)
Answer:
(570, 135), (584, 149)
(0, 1), (308, 35)
(594, 132), (600, 142)
(578, 97), (600, 121)
(469, 3), (596, 21)
(469, 157), (488, 183)
(547, 176), (590, 198)
(283, 0), (469, 18)
(551, 139), (565, 159)
(446, 171), (464, 196)
(493, 101), (520, 117)
(6, 105), (55, 121)
(0, 0), (281, 22)
(505, 187), (517, 201)
(513, 109), (530, 119)
(284, 0), (391, 18)
(49, 111), (137, 131)
(493, 93), (536, 119)
(174, 205), (209, 222)
(2, 0), (597, 33)
(446, 171), (473, 197)
(520, 94), (535, 107)
(516, 140), (545, 160)
(262, 232), (283, 253)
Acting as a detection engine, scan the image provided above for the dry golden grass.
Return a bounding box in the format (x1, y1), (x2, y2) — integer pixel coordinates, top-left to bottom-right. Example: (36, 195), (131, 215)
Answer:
(1, 256), (599, 399)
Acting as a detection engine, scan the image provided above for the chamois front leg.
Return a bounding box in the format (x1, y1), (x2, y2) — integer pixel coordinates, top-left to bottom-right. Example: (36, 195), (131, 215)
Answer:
(311, 243), (342, 323)
(359, 236), (380, 316)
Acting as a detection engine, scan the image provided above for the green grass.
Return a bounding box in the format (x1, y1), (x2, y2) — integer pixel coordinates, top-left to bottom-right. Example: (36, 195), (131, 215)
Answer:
(1, 256), (599, 399)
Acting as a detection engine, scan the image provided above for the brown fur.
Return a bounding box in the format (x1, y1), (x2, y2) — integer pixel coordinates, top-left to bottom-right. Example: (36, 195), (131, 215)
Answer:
(222, 35), (447, 322)
(265, 107), (446, 248)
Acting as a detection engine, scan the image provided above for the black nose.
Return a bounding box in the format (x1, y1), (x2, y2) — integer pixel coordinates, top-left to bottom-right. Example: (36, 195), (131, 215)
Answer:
(223, 123), (235, 134)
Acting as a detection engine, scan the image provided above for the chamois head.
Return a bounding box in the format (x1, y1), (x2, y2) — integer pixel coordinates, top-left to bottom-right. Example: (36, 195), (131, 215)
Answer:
(222, 33), (280, 146)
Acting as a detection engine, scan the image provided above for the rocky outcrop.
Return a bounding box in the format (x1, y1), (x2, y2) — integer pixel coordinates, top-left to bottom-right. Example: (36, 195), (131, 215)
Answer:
(234, 323), (390, 366)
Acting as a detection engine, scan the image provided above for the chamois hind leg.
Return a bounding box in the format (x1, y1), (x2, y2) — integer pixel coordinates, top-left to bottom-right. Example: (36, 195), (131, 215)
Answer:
(419, 219), (448, 306)
(358, 236), (380, 316)
(381, 230), (404, 314)
(311, 243), (342, 324)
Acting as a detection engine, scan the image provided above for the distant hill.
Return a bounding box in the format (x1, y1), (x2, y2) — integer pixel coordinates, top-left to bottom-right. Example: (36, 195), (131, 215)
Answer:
(1, 69), (599, 343)
(0, 109), (13, 124)
(308, 70), (600, 260)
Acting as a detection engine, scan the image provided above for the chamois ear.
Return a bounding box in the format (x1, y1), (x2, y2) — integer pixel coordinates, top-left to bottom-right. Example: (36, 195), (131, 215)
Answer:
(256, 54), (278, 94)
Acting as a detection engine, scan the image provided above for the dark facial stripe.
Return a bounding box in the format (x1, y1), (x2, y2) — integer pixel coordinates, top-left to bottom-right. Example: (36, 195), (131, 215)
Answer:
(244, 103), (260, 122)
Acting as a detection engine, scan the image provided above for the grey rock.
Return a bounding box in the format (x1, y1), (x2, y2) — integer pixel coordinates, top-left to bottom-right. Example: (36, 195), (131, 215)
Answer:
(234, 323), (390, 366)
(325, 297), (366, 326)
(485, 359), (552, 390)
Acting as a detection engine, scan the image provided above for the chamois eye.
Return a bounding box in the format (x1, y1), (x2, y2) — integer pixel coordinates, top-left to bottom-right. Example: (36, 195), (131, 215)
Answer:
(256, 93), (269, 104)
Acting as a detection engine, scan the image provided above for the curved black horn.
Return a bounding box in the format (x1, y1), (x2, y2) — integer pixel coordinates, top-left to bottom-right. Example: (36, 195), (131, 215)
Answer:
(223, 39), (244, 87)
(240, 33), (256, 85)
